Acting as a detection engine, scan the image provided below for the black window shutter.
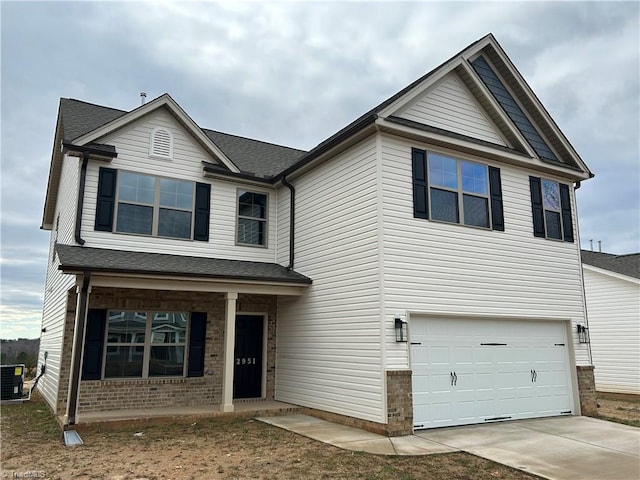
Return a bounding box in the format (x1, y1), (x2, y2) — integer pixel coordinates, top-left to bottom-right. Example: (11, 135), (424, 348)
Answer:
(193, 183), (211, 241)
(95, 168), (117, 231)
(188, 312), (207, 377)
(559, 183), (574, 243)
(488, 166), (504, 231)
(529, 176), (545, 237)
(82, 309), (107, 380)
(412, 148), (428, 219)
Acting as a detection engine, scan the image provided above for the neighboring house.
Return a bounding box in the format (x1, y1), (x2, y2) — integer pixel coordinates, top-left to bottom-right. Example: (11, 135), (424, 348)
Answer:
(581, 250), (640, 395)
(38, 33), (595, 435)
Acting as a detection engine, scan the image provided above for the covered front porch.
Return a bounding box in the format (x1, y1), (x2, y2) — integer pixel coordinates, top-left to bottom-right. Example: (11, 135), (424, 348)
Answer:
(54, 245), (311, 427)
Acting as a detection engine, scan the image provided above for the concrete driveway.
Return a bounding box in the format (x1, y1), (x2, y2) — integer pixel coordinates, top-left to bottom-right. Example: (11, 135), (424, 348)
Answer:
(418, 416), (639, 480)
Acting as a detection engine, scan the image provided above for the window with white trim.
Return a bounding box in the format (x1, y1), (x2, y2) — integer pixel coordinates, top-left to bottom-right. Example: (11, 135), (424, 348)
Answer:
(237, 190), (267, 246)
(150, 127), (173, 159)
(115, 171), (194, 239)
(429, 153), (490, 228)
(104, 310), (188, 378)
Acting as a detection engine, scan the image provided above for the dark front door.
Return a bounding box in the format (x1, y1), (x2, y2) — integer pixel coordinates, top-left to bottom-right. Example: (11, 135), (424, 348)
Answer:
(233, 315), (264, 399)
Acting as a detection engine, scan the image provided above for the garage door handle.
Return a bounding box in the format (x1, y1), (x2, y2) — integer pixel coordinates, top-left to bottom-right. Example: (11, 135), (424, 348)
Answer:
(450, 371), (457, 386)
(531, 369), (537, 382)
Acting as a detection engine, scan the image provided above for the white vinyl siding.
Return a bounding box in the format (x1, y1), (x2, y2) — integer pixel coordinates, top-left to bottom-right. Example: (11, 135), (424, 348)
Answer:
(379, 135), (588, 369)
(276, 135), (384, 423)
(276, 187), (290, 266)
(583, 268), (640, 394)
(38, 154), (80, 411)
(80, 110), (277, 263)
(397, 73), (507, 146)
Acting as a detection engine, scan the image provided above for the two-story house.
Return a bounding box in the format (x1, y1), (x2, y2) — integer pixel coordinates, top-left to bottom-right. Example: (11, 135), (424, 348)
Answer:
(38, 34), (595, 436)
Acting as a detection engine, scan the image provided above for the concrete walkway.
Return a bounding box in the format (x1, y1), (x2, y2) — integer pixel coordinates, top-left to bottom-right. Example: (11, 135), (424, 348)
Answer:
(257, 414), (640, 480)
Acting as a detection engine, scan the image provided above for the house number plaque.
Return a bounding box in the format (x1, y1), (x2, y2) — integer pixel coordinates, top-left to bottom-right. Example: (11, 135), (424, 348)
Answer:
(236, 357), (257, 365)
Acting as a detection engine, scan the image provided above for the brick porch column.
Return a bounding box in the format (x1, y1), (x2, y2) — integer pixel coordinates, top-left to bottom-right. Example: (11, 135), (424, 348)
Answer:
(221, 292), (238, 412)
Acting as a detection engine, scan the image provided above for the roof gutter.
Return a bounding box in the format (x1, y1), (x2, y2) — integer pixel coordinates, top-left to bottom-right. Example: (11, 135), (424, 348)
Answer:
(66, 272), (91, 427)
(281, 176), (295, 270)
(74, 153), (89, 245)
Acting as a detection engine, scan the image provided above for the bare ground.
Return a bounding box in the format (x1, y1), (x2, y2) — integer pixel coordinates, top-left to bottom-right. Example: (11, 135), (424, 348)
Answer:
(1, 394), (542, 480)
(596, 392), (640, 427)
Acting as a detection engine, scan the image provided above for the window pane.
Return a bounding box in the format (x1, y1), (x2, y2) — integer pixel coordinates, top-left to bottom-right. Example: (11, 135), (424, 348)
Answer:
(545, 211), (562, 239)
(463, 194), (490, 227)
(149, 346), (185, 377)
(159, 178), (193, 209)
(107, 311), (146, 343)
(158, 208), (192, 239)
(461, 162), (488, 195)
(104, 346), (144, 378)
(151, 312), (187, 344)
(542, 180), (560, 211)
(238, 191), (267, 219)
(430, 188), (459, 223)
(116, 203), (153, 235)
(119, 171), (155, 204)
(238, 218), (265, 245)
(428, 154), (458, 189)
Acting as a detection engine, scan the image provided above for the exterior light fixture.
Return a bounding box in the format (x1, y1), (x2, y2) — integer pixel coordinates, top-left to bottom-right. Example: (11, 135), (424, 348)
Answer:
(577, 324), (589, 344)
(395, 317), (408, 343)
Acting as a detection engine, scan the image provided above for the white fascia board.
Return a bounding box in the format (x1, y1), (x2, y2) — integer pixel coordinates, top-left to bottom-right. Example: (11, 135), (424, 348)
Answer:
(486, 42), (591, 175)
(457, 61), (537, 158)
(375, 117), (591, 181)
(89, 273), (310, 296)
(582, 264), (640, 285)
(72, 94), (240, 173)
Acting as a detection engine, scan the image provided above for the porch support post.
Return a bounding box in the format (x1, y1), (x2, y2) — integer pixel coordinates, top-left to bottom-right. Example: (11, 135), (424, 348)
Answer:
(222, 292), (238, 412)
(66, 273), (91, 426)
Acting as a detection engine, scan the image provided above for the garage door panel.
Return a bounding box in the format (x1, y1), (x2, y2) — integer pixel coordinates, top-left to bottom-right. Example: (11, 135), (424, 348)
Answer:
(411, 317), (574, 429)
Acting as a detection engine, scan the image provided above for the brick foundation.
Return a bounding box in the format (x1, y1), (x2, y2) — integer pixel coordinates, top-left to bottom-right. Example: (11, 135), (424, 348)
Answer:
(576, 365), (597, 417)
(300, 407), (389, 436)
(59, 287), (277, 413)
(386, 370), (413, 436)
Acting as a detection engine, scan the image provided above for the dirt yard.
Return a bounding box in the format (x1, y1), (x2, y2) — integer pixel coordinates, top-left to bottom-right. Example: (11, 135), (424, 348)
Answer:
(596, 392), (640, 427)
(2, 392), (638, 480)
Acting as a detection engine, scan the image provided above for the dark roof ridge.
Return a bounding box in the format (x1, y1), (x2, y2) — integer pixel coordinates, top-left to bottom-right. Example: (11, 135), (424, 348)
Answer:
(202, 127), (307, 153)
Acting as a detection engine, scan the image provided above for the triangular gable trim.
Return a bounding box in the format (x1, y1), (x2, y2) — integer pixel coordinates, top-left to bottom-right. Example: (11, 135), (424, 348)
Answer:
(394, 71), (510, 147)
(72, 94), (240, 173)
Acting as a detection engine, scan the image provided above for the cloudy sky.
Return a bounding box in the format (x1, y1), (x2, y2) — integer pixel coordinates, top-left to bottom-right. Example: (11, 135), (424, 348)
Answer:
(1, 1), (638, 339)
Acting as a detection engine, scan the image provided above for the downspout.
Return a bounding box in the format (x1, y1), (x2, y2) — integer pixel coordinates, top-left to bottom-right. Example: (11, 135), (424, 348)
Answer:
(281, 176), (295, 270)
(74, 152), (89, 245)
(66, 272), (91, 427)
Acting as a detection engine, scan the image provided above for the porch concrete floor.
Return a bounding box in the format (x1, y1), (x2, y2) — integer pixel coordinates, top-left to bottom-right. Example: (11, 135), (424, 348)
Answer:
(69, 400), (300, 429)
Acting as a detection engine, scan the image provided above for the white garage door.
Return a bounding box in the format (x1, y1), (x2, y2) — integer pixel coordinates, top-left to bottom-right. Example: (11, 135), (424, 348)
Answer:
(411, 317), (574, 429)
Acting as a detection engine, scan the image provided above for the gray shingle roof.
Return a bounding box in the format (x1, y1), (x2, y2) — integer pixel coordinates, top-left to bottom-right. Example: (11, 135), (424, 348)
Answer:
(581, 250), (640, 280)
(59, 98), (305, 179)
(56, 244), (312, 284)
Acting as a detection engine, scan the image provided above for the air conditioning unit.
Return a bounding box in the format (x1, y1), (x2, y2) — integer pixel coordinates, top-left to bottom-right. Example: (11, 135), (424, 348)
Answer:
(1, 364), (25, 401)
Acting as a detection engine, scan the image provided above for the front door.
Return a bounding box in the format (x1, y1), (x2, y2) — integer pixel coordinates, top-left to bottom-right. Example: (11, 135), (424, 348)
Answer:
(233, 315), (264, 399)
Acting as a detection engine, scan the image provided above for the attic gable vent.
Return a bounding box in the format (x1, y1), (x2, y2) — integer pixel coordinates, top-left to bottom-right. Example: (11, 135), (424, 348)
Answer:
(150, 127), (173, 159)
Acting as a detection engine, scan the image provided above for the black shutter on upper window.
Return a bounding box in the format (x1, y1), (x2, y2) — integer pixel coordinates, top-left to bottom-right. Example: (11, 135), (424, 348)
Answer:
(193, 182), (211, 242)
(95, 168), (117, 231)
(82, 309), (107, 380)
(529, 176), (545, 238)
(412, 148), (428, 219)
(559, 183), (574, 243)
(488, 166), (504, 231)
(188, 312), (207, 377)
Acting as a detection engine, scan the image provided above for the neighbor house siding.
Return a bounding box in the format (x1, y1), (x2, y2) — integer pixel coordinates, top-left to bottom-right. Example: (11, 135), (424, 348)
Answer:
(276, 135), (384, 423)
(379, 135), (588, 368)
(583, 267), (640, 394)
(397, 72), (507, 146)
(38, 154), (80, 412)
(79, 109), (278, 262)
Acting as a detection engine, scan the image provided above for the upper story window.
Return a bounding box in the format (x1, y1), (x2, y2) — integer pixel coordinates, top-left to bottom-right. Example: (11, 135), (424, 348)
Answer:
(95, 167), (211, 242)
(412, 148), (504, 231)
(150, 127), (173, 159)
(529, 176), (574, 242)
(237, 190), (267, 246)
(116, 171), (194, 239)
